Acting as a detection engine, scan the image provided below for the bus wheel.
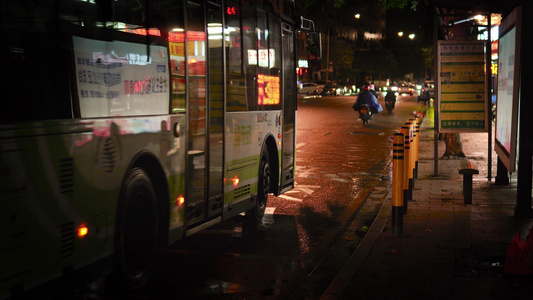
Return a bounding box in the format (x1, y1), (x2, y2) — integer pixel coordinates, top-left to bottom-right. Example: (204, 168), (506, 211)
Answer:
(243, 148), (270, 236)
(255, 149), (271, 222)
(115, 168), (158, 291)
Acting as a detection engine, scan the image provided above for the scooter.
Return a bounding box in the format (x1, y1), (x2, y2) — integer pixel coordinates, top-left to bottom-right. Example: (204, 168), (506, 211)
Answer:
(358, 104), (371, 125)
(385, 99), (395, 113)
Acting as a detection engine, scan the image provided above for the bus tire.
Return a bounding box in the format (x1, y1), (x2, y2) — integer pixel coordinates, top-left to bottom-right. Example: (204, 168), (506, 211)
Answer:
(243, 147), (270, 236)
(115, 168), (159, 291)
(254, 148), (271, 222)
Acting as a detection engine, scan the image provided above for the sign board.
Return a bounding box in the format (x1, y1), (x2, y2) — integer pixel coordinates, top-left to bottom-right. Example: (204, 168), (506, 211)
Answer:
(73, 36), (169, 118)
(437, 40), (488, 133)
(495, 7), (522, 172)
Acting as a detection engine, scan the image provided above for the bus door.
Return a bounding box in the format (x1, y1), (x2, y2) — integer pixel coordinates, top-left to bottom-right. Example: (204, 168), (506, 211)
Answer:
(185, 0), (224, 227)
(280, 22), (296, 192)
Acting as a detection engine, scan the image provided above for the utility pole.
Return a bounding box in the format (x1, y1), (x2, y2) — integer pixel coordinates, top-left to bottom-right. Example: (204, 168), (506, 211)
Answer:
(325, 27), (330, 82)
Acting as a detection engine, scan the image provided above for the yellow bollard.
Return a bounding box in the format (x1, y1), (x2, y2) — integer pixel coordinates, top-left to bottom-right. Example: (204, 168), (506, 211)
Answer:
(401, 125), (411, 214)
(405, 119), (415, 200)
(392, 132), (404, 235)
(410, 118), (420, 179)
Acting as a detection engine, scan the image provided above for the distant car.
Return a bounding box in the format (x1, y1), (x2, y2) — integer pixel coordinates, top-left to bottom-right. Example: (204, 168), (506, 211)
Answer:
(418, 80), (435, 103)
(421, 81), (435, 98)
(313, 80), (327, 94)
(398, 83), (414, 96)
(321, 83), (338, 96)
(298, 82), (318, 94)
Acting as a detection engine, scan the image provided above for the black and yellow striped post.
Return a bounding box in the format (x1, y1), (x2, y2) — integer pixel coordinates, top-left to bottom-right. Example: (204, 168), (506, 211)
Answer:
(401, 125), (411, 214)
(405, 121), (415, 200)
(411, 118), (420, 179)
(392, 133), (404, 235)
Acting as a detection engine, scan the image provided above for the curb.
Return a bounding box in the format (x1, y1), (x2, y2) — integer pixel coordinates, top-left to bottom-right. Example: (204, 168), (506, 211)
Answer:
(321, 178), (392, 299)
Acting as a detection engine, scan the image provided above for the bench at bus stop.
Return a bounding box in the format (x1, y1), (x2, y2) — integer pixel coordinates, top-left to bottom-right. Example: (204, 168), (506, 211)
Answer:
(458, 159), (479, 205)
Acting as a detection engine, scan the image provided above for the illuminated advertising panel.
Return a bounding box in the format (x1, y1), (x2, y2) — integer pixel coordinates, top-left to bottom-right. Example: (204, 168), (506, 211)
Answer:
(495, 7), (522, 172)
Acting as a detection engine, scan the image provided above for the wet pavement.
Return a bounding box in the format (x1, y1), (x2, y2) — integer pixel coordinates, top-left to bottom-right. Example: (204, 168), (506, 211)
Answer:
(321, 110), (533, 299)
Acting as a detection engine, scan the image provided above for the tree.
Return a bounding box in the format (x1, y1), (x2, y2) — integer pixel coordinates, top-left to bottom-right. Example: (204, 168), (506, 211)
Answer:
(330, 39), (356, 82)
(352, 49), (398, 84)
(442, 133), (465, 157)
(379, 0), (421, 9)
(421, 46), (433, 79)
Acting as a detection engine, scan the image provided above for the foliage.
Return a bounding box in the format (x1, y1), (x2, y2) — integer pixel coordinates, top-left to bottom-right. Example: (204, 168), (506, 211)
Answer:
(300, 0), (346, 9)
(352, 49), (398, 83)
(421, 47), (434, 79)
(378, 0), (420, 10)
(329, 39), (356, 81)
(299, 0), (417, 10)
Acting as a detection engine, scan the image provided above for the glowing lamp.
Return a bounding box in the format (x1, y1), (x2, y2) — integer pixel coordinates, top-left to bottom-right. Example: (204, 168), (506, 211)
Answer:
(232, 176), (240, 188)
(77, 225), (88, 238)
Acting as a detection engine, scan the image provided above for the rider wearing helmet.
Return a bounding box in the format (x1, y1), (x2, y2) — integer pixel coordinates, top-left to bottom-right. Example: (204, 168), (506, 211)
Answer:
(352, 84), (383, 114)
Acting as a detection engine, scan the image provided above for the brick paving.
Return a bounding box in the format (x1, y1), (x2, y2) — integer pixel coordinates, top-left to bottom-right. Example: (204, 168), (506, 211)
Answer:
(322, 115), (533, 299)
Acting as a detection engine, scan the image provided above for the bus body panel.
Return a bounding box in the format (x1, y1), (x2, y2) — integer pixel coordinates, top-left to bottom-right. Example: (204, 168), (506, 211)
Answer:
(0, 0), (308, 296)
(223, 111), (282, 219)
(0, 115), (186, 295)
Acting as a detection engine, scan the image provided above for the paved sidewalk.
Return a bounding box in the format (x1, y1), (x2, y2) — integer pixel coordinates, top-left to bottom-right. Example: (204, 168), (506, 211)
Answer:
(322, 115), (533, 299)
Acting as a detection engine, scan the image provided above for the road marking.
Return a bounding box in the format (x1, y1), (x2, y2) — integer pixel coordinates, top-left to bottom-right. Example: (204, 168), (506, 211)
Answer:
(263, 207), (276, 225)
(296, 184), (321, 195)
(296, 143), (306, 149)
(277, 194), (303, 202)
(265, 207), (276, 214)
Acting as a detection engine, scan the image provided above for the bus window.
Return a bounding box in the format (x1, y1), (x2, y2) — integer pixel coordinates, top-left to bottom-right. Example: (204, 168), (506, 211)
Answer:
(73, 0), (171, 118)
(261, 12), (282, 110)
(225, 0), (246, 111)
(207, 1), (224, 208)
(165, 1), (187, 114)
(242, 0), (257, 111)
(0, 1), (72, 123)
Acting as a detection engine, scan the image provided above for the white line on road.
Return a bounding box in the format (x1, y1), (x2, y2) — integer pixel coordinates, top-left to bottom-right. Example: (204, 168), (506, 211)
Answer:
(277, 195), (303, 202)
(265, 207), (276, 214)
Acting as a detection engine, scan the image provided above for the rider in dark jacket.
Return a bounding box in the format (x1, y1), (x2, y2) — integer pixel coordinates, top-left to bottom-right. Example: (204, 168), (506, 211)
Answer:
(385, 88), (397, 108)
(352, 84), (383, 114)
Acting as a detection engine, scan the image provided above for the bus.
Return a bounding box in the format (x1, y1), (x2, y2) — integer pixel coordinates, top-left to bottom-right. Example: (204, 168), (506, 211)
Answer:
(0, 0), (319, 297)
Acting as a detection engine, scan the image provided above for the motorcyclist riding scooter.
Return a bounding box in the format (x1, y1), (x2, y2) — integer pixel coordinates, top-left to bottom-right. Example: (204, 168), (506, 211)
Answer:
(385, 88), (396, 113)
(352, 84), (383, 125)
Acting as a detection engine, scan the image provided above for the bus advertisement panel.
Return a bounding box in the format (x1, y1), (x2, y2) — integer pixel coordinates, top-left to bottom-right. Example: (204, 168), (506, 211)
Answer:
(73, 36), (170, 117)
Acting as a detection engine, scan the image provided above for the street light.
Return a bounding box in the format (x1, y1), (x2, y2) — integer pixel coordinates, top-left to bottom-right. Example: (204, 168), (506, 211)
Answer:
(355, 13), (360, 19)
(398, 31), (404, 37)
(408, 33), (415, 40)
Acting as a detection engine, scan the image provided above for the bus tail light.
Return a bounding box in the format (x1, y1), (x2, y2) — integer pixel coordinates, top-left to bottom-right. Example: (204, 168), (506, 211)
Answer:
(77, 225), (88, 238)
(177, 195), (185, 206)
(232, 176), (240, 188)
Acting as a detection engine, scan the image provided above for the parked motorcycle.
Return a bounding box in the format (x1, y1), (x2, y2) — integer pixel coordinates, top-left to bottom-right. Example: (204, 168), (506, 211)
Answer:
(358, 104), (371, 125)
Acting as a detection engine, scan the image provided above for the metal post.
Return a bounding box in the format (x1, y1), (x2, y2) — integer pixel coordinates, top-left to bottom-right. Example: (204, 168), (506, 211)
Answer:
(411, 118), (420, 179)
(463, 174), (473, 205)
(433, 12), (439, 177)
(401, 125), (411, 214)
(486, 13), (492, 181)
(392, 133), (404, 235)
(406, 121), (415, 199)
